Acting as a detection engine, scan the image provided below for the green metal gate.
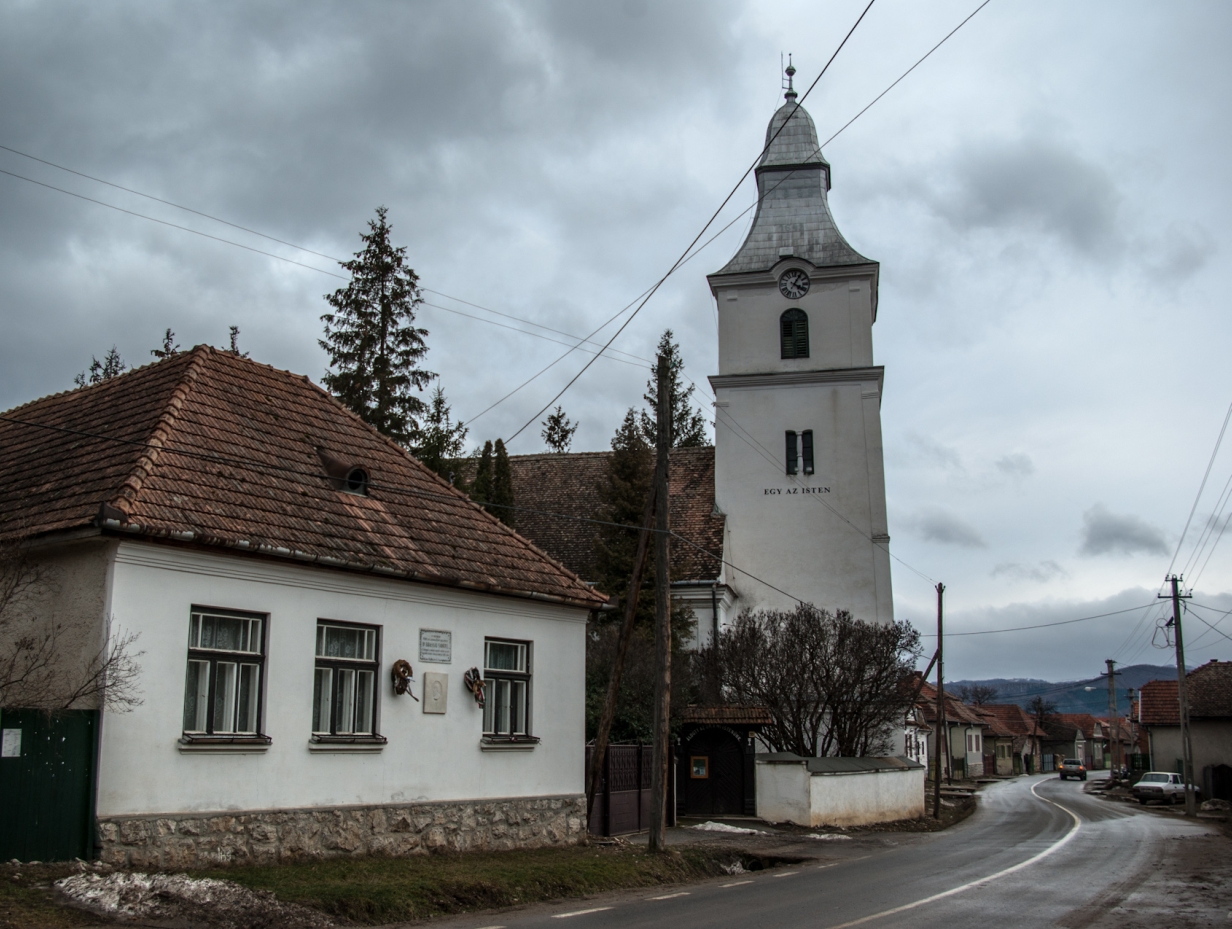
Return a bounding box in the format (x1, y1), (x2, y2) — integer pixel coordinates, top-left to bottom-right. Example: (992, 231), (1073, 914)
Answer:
(0, 709), (98, 861)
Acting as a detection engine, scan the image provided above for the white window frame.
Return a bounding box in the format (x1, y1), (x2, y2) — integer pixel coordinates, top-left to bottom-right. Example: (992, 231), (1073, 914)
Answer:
(181, 607), (268, 744)
(482, 638), (535, 742)
(312, 620), (385, 743)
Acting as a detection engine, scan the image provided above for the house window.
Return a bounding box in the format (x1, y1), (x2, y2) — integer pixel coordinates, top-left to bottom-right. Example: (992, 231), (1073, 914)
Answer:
(483, 639), (531, 737)
(801, 430), (814, 475)
(313, 621), (380, 737)
(183, 608), (265, 737)
(780, 308), (809, 359)
(786, 431), (798, 475)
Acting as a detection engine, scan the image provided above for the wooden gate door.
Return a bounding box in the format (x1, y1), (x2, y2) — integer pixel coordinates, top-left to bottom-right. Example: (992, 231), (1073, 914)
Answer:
(0, 709), (98, 861)
(683, 728), (744, 816)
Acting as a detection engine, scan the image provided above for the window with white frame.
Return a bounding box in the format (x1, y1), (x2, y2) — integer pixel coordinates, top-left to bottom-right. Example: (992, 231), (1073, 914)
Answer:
(483, 639), (532, 737)
(183, 608), (266, 739)
(313, 621), (380, 738)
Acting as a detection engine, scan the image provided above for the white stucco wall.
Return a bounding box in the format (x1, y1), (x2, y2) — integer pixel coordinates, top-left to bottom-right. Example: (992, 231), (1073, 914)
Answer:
(756, 759), (924, 827)
(95, 541), (589, 817)
(753, 759), (810, 824)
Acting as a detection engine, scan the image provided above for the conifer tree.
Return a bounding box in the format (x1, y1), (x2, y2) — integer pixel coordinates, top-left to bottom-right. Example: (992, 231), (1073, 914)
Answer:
(151, 329), (180, 359)
(470, 441), (494, 508)
(413, 386), (469, 482)
(74, 346), (127, 387)
(594, 408), (655, 624)
(491, 439), (516, 528)
(541, 405), (578, 453)
(639, 329), (709, 448)
(320, 206), (435, 446)
(225, 326), (249, 358)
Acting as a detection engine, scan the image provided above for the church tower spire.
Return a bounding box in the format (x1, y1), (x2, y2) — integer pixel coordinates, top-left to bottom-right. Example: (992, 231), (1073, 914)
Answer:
(705, 72), (893, 625)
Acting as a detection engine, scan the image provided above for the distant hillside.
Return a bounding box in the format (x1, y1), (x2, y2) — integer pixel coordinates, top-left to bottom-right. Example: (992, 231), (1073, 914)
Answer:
(948, 664), (1178, 715)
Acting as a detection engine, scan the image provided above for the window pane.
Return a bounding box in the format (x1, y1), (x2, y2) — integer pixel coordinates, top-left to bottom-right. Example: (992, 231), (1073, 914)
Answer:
(335, 667), (356, 734)
(512, 680), (526, 734)
(486, 641), (524, 671)
(320, 625), (375, 661)
(313, 668), (332, 733)
(355, 670), (374, 735)
(496, 679), (511, 734)
(195, 614), (260, 654)
(189, 614), (201, 649)
(483, 685), (494, 732)
(214, 662), (238, 733)
(183, 660), (210, 732)
(237, 664), (260, 734)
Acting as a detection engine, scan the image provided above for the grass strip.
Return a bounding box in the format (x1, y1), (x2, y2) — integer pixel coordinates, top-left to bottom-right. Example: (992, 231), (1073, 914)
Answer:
(195, 845), (736, 925)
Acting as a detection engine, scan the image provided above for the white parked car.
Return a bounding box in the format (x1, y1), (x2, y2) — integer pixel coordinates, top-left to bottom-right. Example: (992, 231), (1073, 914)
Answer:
(1131, 771), (1199, 805)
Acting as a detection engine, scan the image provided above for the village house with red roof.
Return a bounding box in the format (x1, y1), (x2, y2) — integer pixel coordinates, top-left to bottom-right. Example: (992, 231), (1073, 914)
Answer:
(0, 345), (606, 865)
(1138, 660), (1232, 802)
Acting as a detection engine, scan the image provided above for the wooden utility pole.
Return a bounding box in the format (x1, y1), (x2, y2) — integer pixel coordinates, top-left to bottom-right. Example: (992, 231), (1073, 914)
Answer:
(1104, 659), (1119, 775)
(585, 484), (657, 824)
(1160, 575), (1196, 816)
(648, 355), (672, 851)
(932, 582), (945, 818)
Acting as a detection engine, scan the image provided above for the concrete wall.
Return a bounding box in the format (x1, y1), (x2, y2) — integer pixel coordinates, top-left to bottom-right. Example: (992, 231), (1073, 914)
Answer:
(96, 541), (589, 822)
(756, 760), (924, 827)
(1149, 722), (1232, 775)
(0, 538), (117, 710)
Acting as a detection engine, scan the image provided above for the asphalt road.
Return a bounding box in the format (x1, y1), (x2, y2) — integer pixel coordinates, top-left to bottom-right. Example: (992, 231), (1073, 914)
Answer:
(429, 774), (1220, 929)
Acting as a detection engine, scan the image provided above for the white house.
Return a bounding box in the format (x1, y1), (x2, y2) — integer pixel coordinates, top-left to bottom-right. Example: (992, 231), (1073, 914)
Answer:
(0, 345), (606, 865)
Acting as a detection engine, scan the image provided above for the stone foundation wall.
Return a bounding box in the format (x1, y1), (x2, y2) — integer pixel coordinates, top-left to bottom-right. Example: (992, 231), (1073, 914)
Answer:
(97, 794), (587, 868)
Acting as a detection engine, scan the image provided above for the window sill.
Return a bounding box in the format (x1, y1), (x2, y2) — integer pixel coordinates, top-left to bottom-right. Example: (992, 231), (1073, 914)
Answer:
(308, 735), (387, 753)
(178, 735), (271, 754)
(480, 735), (540, 752)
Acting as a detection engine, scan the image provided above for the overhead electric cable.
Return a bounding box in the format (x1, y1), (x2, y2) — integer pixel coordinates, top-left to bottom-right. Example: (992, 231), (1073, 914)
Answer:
(502, 0), (880, 445)
(917, 603), (1154, 637)
(1164, 395), (1232, 583)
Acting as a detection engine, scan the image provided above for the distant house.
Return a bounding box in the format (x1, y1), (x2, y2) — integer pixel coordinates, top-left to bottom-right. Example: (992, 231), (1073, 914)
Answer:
(977, 704), (1045, 775)
(0, 346), (606, 865)
(914, 680), (988, 779)
(1139, 660), (1232, 802)
(1042, 714), (1106, 769)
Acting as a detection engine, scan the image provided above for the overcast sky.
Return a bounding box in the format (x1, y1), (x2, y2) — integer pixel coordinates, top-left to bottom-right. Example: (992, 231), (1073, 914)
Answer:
(3, 1), (1231, 682)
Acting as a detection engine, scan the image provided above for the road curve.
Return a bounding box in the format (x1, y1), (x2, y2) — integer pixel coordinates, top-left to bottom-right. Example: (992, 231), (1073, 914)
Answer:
(428, 774), (1216, 929)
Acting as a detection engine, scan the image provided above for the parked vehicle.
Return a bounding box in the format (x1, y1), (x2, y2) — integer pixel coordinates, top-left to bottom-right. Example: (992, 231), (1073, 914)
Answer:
(1132, 771), (1200, 805)
(1058, 758), (1087, 781)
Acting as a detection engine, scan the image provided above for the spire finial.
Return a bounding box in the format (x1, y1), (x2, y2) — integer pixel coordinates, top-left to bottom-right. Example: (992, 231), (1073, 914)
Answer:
(783, 54), (797, 103)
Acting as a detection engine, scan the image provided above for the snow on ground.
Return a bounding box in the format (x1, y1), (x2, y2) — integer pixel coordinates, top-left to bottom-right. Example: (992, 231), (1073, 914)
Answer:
(689, 821), (767, 835)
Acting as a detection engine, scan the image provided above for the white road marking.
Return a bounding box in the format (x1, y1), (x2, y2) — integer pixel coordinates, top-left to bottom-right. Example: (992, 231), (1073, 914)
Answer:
(721, 880), (754, 888)
(823, 780), (1082, 929)
(649, 891), (691, 900)
(818, 855), (870, 869)
(774, 871), (800, 878)
(551, 907), (613, 919)
(471, 926), (506, 928)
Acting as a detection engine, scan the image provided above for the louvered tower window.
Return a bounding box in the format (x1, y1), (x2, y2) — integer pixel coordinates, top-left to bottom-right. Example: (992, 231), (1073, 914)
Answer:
(780, 308), (809, 359)
(785, 431), (798, 475)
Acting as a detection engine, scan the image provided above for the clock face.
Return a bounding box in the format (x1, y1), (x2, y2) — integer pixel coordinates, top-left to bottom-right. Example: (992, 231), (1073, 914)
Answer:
(779, 269), (810, 299)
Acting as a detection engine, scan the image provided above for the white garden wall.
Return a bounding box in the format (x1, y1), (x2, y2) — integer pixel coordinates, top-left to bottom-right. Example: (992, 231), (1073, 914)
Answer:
(757, 754), (924, 827)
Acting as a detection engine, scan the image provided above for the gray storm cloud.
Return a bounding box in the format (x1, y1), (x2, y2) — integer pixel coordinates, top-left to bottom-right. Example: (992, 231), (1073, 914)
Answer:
(1079, 504), (1169, 558)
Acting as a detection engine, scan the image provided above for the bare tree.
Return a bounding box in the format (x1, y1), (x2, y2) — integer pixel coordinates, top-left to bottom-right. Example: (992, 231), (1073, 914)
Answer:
(956, 683), (999, 705)
(0, 542), (143, 712)
(706, 605), (922, 757)
(1028, 695), (1056, 734)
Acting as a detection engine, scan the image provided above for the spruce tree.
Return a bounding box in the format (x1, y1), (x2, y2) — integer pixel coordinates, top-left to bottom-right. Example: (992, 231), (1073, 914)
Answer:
(639, 329), (709, 448)
(413, 386), (469, 482)
(470, 441), (494, 508)
(320, 206), (435, 446)
(491, 439), (516, 528)
(541, 405), (578, 453)
(151, 329), (180, 359)
(75, 346), (127, 387)
(594, 408), (655, 625)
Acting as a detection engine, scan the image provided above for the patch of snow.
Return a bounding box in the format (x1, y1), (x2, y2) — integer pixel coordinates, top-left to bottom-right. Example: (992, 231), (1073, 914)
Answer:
(804, 833), (852, 841)
(721, 861), (746, 874)
(690, 821), (766, 835)
(55, 871), (332, 929)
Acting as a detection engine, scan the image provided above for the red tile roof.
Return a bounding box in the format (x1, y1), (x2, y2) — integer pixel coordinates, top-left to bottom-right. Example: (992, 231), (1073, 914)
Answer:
(1138, 679), (1179, 726)
(0, 346), (606, 608)
(508, 447), (725, 586)
(1139, 661), (1232, 725)
(979, 703), (1043, 738)
(1053, 713), (1101, 740)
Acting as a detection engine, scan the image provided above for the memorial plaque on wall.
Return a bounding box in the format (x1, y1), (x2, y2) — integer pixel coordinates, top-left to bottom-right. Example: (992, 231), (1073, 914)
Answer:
(418, 629), (452, 664)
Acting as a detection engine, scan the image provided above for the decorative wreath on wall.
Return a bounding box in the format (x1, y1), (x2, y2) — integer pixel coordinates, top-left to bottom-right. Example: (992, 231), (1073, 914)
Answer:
(391, 659), (419, 701)
(463, 667), (486, 708)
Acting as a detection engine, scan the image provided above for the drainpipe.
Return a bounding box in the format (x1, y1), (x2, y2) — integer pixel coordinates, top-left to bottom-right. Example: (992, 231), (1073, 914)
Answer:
(710, 583), (720, 647)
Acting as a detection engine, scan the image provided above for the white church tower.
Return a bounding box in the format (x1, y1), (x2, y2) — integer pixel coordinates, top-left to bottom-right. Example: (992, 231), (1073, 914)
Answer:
(707, 66), (893, 624)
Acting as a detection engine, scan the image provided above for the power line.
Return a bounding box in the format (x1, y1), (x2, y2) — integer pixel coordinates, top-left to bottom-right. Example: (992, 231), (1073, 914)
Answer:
(1164, 395), (1232, 583)
(502, 0), (880, 445)
(917, 603), (1154, 637)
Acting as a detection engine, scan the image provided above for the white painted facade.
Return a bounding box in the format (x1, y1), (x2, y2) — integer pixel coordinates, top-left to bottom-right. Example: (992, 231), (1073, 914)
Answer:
(755, 755), (925, 827)
(90, 540), (587, 818)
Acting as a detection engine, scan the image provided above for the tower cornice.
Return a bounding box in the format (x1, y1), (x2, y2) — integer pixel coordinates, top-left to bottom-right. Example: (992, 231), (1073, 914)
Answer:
(707, 259), (880, 322)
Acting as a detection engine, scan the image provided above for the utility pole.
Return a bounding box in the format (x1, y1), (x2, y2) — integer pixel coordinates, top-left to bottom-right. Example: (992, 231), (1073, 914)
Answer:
(1159, 575), (1196, 816)
(648, 354), (672, 851)
(1104, 659), (1119, 776)
(933, 582), (945, 818)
